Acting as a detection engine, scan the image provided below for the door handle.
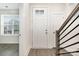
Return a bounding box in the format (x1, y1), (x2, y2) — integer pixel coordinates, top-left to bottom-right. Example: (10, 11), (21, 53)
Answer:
(45, 31), (48, 34)
(45, 29), (48, 34)
(45, 29), (48, 31)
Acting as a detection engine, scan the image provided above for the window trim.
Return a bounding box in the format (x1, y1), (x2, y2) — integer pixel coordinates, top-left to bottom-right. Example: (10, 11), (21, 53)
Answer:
(1, 14), (19, 36)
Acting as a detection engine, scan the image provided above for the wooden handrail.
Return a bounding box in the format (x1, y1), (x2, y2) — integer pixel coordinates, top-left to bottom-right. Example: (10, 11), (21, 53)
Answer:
(59, 41), (79, 50)
(60, 15), (79, 36)
(59, 24), (79, 41)
(58, 4), (79, 33)
(56, 4), (79, 56)
(60, 33), (79, 45)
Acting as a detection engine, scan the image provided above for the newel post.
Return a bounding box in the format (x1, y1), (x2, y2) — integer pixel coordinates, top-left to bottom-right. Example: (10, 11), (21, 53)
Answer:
(56, 31), (60, 56)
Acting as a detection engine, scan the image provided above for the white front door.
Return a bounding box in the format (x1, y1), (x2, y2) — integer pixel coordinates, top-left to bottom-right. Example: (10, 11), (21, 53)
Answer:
(32, 8), (49, 48)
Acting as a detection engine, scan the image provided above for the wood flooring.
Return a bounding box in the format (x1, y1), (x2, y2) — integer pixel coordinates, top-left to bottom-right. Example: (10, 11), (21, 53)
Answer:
(28, 48), (72, 56)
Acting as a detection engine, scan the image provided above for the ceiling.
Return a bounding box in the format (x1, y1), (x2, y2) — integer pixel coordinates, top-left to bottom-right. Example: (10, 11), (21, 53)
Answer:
(0, 3), (20, 9)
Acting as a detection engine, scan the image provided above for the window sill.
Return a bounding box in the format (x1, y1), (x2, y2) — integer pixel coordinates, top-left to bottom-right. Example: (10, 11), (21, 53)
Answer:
(0, 42), (19, 44)
(0, 34), (19, 37)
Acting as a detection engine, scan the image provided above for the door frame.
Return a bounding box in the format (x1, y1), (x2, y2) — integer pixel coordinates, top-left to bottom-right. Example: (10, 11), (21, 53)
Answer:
(31, 5), (49, 49)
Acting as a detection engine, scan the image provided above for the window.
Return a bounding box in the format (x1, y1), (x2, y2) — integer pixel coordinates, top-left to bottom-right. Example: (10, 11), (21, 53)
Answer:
(1, 15), (19, 35)
(35, 10), (44, 14)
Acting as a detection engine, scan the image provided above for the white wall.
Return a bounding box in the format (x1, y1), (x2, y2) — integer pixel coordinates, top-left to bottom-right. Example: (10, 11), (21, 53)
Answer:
(0, 9), (19, 44)
(0, 3), (19, 9)
(19, 3), (32, 56)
